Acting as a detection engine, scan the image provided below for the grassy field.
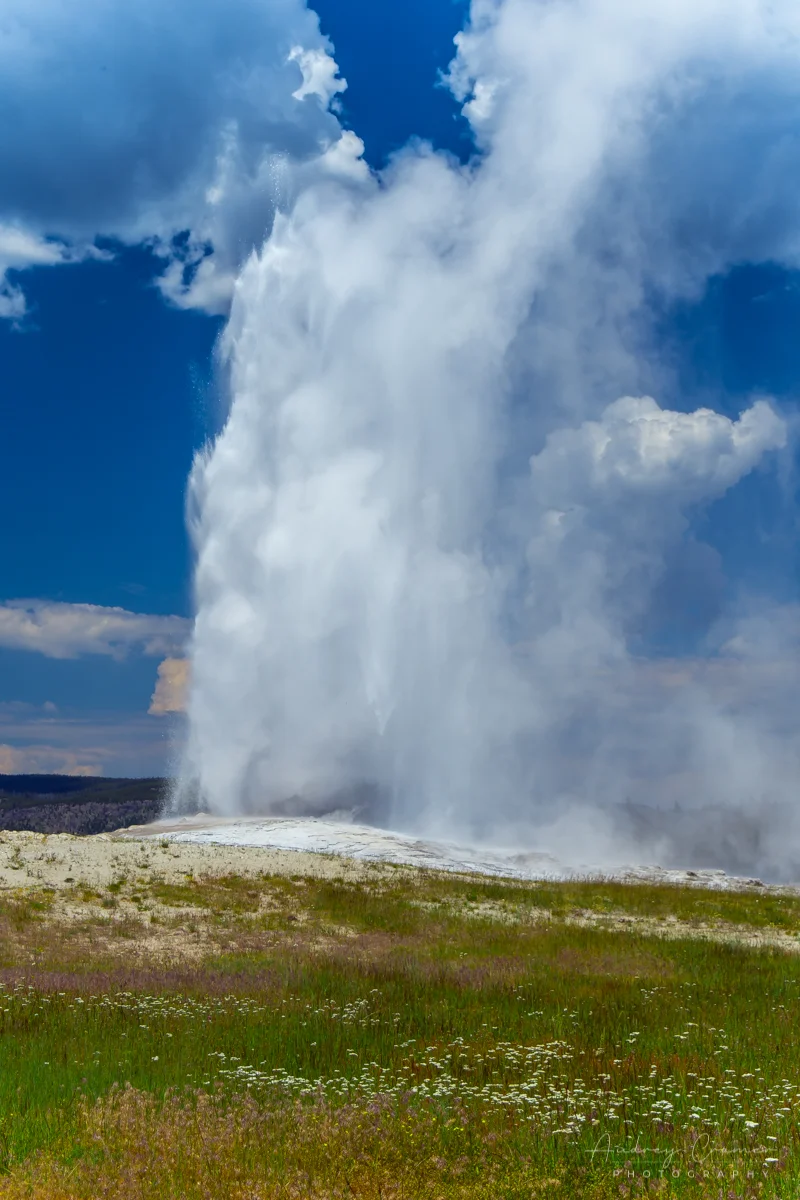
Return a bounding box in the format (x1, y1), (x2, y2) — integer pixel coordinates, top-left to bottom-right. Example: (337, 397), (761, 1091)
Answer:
(0, 856), (797, 1197)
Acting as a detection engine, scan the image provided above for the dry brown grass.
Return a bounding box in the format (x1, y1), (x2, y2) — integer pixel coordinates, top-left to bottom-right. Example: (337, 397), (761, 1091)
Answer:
(554, 946), (675, 978)
(0, 1086), (610, 1199)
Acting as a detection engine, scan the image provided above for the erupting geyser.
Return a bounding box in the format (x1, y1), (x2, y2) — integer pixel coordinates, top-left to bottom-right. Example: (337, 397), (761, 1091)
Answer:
(179, 0), (800, 878)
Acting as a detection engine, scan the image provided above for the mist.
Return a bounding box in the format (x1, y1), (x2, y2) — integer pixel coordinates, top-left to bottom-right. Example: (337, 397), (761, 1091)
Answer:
(180, 0), (800, 880)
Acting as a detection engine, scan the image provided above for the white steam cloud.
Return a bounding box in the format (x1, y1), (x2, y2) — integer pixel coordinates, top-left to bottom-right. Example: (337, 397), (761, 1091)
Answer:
(182, 0), (800, 878)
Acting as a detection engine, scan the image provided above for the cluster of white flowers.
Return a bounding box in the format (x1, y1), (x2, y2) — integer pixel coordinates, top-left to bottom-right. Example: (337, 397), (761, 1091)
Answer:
(208, 1031), (799, 1148)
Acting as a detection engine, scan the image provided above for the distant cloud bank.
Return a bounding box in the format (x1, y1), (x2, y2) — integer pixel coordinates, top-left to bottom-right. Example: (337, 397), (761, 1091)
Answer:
(0, 743), (102, 776)
(0, 702), (179, 778)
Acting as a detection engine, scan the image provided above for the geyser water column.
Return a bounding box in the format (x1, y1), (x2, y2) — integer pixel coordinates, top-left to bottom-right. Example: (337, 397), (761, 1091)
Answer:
(182, 0), (799, 857)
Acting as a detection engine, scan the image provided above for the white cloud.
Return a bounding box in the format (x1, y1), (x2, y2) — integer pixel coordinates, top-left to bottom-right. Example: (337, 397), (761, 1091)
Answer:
(0, 226), (71, 269)
(0, 0), (354, 316)
(530, 397), (786, 506)
(0, 224), (102, 322)
(0, 601), (190, 661)
(0, 283), (25, 323)
(149, 658), (191, 715)
(521, 398), (786, 650)
(181, 0), (800, 880)
(288, 46), (347, 104)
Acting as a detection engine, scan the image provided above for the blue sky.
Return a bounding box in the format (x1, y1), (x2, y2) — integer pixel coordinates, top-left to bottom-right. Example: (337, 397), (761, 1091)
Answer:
(1, 0), (798, 779)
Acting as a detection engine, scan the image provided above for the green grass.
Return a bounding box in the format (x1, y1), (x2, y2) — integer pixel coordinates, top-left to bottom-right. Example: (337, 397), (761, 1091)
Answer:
(147, 876), (264, 915)
(406, 872), (800, 930)
(0, 869), (798, 1196)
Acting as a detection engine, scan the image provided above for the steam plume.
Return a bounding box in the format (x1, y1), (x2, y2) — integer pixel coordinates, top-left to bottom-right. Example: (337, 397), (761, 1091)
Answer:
(181, 0), (800, 877)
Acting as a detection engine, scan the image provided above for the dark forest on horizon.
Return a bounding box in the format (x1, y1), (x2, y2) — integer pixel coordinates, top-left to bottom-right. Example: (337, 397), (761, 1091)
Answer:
(0, 776), (168, 835)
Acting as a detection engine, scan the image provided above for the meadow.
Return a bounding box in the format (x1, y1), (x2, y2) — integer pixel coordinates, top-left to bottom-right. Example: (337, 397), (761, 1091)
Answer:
(0, 847), (797, 1197)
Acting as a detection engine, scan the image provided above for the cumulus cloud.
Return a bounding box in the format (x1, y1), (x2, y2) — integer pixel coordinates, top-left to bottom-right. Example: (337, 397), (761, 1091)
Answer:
(0, 0), (352, 316)
(0, 601), (189, 661)
(177, 0), (800, 881)
(288, 46), (347, 104)
(522, 398), (787, 648)
(149, 658), (191, 715)
(529, 398), (786, 507)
